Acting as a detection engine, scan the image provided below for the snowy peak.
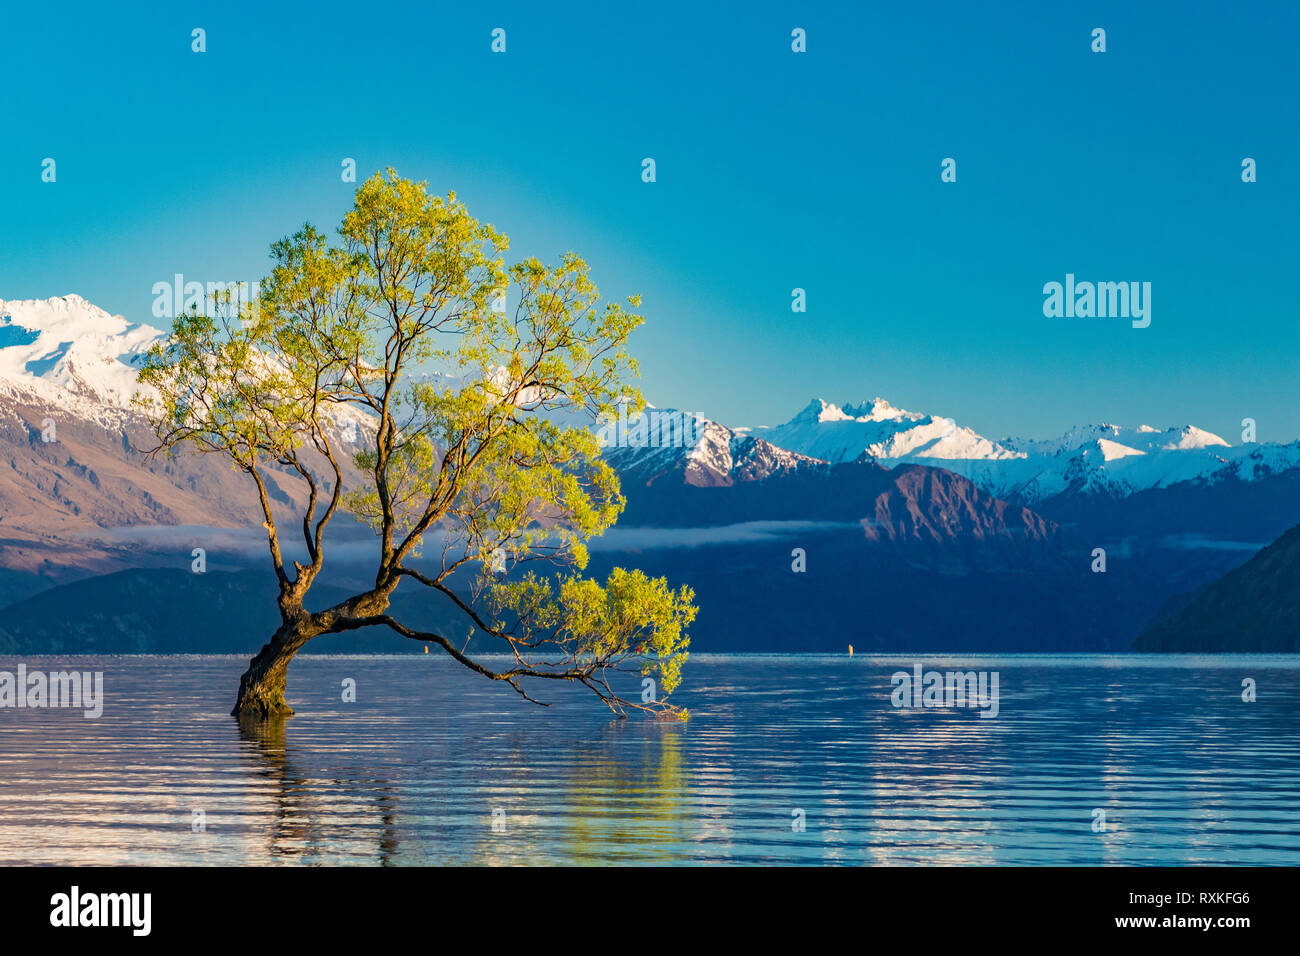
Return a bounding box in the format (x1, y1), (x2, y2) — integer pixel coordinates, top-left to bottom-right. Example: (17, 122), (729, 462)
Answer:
(1095, 438), (1146, 462)
(838, 396), (917, 422)
(602, 407), (820, 487)
(0, 294), (376, 444)
(1160, 425), (1230, 451)
(0, 294), (165, 408)
(1005, 422), (1230, 457)
(793, 396), (920, 424)
(758, 396), (1022, 464)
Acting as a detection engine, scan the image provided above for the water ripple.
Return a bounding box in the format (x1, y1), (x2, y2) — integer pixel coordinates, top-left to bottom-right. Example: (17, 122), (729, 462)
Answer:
(0, 654), (1297, 865)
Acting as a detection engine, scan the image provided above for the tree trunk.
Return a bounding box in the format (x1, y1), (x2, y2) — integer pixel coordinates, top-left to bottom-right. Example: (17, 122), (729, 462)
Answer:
(232, 620), (316, 719)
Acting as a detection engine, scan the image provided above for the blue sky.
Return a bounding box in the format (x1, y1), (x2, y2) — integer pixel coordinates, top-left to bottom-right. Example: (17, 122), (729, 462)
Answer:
(2, 0), (1297, 441)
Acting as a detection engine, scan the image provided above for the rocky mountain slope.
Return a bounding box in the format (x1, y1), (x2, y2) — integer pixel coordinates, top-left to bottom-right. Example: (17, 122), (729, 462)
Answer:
(1136, 523), (1300, 652)
(0, 295), (369, 599)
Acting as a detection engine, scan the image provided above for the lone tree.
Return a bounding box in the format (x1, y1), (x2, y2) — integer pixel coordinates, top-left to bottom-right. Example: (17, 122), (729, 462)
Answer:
(137, 170), (695, 720)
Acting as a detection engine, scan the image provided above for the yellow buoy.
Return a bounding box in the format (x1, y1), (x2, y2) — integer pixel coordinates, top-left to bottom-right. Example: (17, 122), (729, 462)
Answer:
(848, 644), (854, 657)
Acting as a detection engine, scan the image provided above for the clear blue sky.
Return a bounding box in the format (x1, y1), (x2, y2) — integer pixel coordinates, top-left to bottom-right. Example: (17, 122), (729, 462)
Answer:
(2, 0), (1297, 441)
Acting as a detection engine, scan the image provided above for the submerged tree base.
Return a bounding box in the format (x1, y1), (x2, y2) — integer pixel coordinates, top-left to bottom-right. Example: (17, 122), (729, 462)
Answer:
(231, 679), (295, 719)
(231, 624), (313, 719)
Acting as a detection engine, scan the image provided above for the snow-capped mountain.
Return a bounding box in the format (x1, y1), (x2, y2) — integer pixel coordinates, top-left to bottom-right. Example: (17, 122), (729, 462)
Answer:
(604, 391), (1300, 511)
(0, 294), (165, 422)
(1004, 422), (1230, 457)
(602, 407), (820, 487)
(756, 397), (1023, 463)
(0, 295), (371, 583)
(0, 294), (372, 445)
(744, 397), (1300, 505)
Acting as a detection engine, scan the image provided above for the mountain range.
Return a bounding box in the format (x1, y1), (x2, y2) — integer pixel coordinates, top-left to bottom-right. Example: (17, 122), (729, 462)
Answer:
(1, 294), (1297, 653)
(610, 395), (1300, 509)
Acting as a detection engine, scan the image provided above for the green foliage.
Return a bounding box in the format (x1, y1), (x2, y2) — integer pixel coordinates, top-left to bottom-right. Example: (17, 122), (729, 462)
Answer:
(487, 567), (696, 693)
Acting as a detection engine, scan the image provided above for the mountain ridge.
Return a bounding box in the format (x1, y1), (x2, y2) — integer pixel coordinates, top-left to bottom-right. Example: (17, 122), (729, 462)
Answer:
(1, 293), (1296, 655)
(1136, 522), (1300, 652)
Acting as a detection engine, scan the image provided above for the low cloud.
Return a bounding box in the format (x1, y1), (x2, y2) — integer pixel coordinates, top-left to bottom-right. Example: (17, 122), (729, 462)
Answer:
(76, 518), (859, 563)
(589, 520), (860, 551)
(1159, 534), (1267, 552)
(75, 524), (382, 565)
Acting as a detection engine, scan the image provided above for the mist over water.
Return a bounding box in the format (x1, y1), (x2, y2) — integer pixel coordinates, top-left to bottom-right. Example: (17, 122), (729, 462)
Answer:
(1, 654), (1297, 865)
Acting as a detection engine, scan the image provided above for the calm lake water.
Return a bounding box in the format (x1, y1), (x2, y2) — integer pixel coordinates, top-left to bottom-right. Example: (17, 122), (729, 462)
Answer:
(1, 654), (1297, 865)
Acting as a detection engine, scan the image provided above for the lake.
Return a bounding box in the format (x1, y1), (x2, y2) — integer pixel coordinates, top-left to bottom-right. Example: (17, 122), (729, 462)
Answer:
(1, 654), (1297, 865)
